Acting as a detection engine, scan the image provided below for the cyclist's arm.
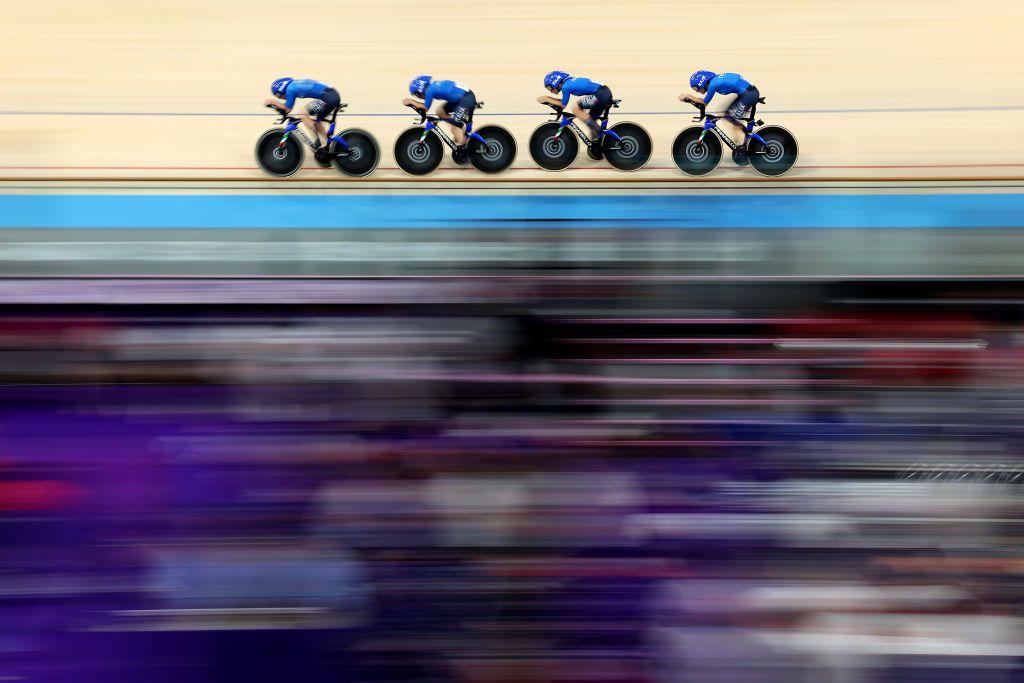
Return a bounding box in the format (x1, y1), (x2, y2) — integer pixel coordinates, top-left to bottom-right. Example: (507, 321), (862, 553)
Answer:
(420, 84), (439, 110)
(536, 94), (563, 108)
(701, 76), (726, 105)
(263, 97), (291, 113)
(402, 97), (426, 110)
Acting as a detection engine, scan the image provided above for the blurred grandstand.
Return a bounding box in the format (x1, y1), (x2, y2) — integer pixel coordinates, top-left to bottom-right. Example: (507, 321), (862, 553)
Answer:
(3, 261), (1024, 682)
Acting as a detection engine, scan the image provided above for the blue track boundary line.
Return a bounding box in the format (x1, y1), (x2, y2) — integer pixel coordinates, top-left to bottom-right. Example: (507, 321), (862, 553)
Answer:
(3, 184), (1024, 191)
(1, 105), (1023, 118)
(1, 193), (1024, 230)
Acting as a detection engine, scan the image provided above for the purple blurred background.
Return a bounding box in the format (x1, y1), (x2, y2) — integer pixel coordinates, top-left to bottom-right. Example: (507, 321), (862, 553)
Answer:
(2, 276), (1023, 682)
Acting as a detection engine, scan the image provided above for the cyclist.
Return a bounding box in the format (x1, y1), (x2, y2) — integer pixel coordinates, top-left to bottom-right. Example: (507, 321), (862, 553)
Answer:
(264, 77), (340, 151)
(537, 71), (612, 144)
(681, 70), (760, 143)
(402, 76), (476, 148)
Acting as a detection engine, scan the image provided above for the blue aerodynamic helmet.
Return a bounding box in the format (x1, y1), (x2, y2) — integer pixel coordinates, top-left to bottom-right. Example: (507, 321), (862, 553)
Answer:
(271, 77), (294, 98)
(409, 75), (432, 98)
(544, 70), (571, 91)
(690, 70), (716, 92)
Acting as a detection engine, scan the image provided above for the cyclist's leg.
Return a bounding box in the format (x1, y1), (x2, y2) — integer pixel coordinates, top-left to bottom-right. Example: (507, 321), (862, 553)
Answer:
(315, 89), (341, 144)
(574, 87), (610, 141)
(432, 100), (464, 143)
(448, 124), (465, 146)
(572, 98), (598, 140)
(723, 86), (759, 145)
(302, 98), (331, 147)
(588, 86), (613, 139)
(319, 89), (341, 141)
(444, 94), (474, 146)
(297, 113), (321, 145)
(312, 119), (328, 144)
(462, 92), (476, 135)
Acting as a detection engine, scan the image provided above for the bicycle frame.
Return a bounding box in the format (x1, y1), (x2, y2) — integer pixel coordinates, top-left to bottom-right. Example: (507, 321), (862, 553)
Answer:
(551, 110), (622, 146)
(278, 106), (351, 150)
(418, 116), (486, 150)
(696, 103), (767, 152)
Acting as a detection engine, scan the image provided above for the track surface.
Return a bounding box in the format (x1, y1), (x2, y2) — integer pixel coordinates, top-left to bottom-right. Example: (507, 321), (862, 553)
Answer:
(4, 0), (1023, 182)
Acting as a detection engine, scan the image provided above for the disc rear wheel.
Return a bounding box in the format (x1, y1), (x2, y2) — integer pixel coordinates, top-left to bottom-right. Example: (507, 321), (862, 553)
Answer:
(332, 129), (380, 177)
(468, 125), (517, 174)
(747, 125), (798, 177)
(603, 122), (652, 171)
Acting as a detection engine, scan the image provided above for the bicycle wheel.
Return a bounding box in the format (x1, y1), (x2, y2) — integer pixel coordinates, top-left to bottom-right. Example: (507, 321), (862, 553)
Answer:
(603, 122), (652, 171)
(394, 127), (444, 176)
(529, 122), (578, 171)
(468, 125), (517, 174)
(255, 128), (304, 177)
(671, 126), (722, 176)
(332, 128), (380, 178)
(748, 125), (798, 177)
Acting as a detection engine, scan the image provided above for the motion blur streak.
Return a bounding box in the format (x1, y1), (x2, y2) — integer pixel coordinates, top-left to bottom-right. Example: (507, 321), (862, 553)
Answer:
(2, 273), (1024, 683)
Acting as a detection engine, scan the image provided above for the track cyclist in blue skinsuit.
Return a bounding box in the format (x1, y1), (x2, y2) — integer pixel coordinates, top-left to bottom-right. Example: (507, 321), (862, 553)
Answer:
(264, 77), (341, 153)
(403, 76), (477, 149)
(538, 71), (613, 147)
(681, 70), (761, 143)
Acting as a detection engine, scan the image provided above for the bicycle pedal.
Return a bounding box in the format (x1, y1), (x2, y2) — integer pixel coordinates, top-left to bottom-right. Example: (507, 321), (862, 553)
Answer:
(755, 119), (764, 126)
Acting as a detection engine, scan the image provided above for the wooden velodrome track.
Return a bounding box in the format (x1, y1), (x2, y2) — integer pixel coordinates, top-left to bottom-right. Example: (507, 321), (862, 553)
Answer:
(3, 0), (1024, 183)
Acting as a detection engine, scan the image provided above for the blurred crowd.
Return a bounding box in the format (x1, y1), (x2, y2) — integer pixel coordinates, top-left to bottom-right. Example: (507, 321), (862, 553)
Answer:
(2, 277), (1024, 682)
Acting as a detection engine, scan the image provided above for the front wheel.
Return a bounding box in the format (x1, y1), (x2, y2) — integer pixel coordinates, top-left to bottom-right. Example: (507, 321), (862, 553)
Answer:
(603, 122), (652, 171)
(468, 126), (517, 174)
(255, 128), (304, 178)
(331, 129), (380, 178)
(394, 127), (444, 176)
(529, 122), (578, 171)
(671, 127), (722, 176)
(748, 125), (799, 177)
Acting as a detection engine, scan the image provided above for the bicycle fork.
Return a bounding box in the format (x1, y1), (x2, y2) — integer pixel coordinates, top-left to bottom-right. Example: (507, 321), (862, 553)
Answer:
(280, 120), (299, 147)
(285, 122), (316, 149)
